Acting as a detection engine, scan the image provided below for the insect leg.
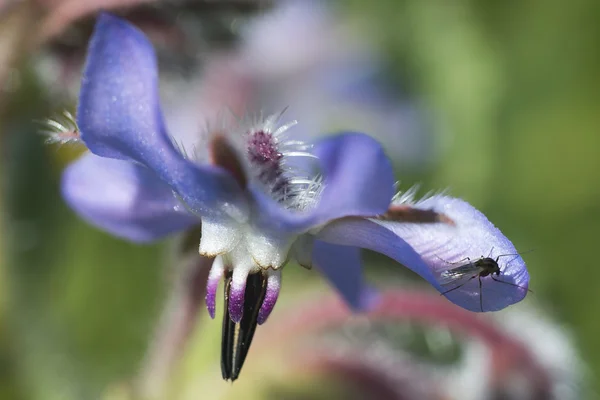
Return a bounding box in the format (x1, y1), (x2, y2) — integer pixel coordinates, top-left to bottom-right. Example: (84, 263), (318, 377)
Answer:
(479, 275), (483, 312)
(490, 276), (533, 293)
(495, 249), (535, 260)
(440, 275), (477, 296)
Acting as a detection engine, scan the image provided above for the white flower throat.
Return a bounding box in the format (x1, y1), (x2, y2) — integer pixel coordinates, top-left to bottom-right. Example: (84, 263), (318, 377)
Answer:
(175, 112), (324, 269)
(173, 112), (325, 340)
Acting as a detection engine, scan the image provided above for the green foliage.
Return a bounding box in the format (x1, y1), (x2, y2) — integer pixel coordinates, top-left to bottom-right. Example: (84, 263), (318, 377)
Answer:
(349, 0), (600, 391)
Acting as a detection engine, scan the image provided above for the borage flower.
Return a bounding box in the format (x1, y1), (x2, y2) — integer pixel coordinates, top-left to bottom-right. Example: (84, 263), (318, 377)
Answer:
(57, 14), (529, 381)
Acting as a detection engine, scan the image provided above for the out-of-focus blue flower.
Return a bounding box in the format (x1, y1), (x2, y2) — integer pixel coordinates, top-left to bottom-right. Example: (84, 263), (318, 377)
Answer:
(239, 0), (434, 168)
(34, 0), (434, 169)
(59, 14), (528, 327)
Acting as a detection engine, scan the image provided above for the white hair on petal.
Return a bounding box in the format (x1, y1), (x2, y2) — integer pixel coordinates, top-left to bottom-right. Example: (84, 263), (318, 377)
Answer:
(392, 184), (450, 206)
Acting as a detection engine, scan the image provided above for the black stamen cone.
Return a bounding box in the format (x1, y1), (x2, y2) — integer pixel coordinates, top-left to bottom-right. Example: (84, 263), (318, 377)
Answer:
(221, 271), (268, 381)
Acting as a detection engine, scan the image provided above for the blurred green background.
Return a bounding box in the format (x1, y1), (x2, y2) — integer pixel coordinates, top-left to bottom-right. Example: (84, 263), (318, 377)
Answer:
(1, 0), (600, 399)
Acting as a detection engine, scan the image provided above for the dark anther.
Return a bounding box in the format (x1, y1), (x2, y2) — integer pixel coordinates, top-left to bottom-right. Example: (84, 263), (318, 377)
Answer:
(209, 133), (247, 188)
(379, 205), (455, 226)
(221, 271), (268, 381)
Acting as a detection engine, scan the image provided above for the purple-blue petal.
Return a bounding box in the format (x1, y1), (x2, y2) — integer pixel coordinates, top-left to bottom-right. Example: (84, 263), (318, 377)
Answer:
(62, 153), (198, 242)
(78, 13), (168, 164)
(77, 14), (247, 221)
(318, 195), (530, 312)
(312, 132), (395, 219)
(377, 195), (529, 312)
(312, 240), (378, 311)
(252, 132), (395, 233)
(317, 218), (442, 290)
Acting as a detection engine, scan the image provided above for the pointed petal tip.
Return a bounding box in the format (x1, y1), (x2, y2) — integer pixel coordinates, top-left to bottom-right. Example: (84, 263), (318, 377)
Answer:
(206, 259), (225, 319)
(228, 297), (244, 324)
(257, 270), (281, 325)
(206, 300), (216, 319)
(228, 270), (248, 323)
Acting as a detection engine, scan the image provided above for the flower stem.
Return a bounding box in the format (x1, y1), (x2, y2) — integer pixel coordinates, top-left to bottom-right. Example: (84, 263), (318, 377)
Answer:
(136, 252), (213, 399)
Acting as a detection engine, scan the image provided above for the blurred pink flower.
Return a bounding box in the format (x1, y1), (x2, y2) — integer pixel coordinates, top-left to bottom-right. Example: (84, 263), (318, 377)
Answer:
(171, 288), (582, 399)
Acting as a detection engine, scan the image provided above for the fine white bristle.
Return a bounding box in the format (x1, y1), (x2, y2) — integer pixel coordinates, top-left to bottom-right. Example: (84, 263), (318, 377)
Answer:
(392, 184), (449, 206)
(171, 108), (325, 212)
(39, 110), (82, 145)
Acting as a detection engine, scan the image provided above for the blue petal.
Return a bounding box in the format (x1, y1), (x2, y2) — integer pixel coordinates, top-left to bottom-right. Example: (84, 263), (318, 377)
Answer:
(252, 132), (395, 233)
(62, 153), (198, 242)
(312, 240), (377, 311)
(317, 218), (442, 289)
(77, 14), (247, 221)
(318, 196), (530, 312)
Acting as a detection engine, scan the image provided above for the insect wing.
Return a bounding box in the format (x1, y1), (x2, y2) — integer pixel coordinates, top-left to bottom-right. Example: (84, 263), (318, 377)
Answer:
(438, 262), (483, 286)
